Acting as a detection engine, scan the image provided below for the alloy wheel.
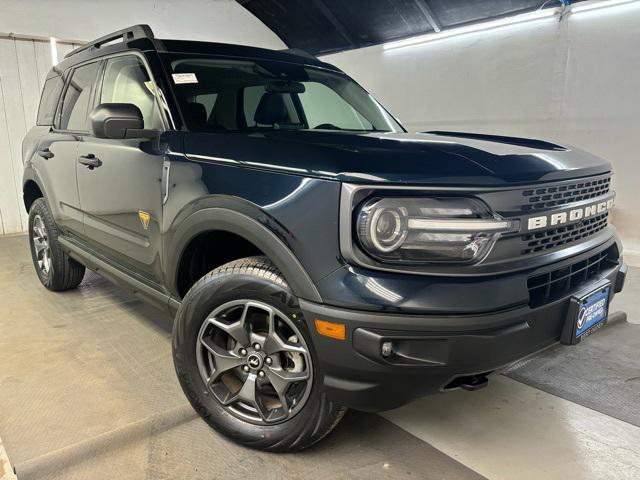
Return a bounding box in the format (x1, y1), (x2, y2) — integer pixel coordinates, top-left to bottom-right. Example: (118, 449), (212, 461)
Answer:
(32, 214), (52, 276)
(196, 299), (313, 425)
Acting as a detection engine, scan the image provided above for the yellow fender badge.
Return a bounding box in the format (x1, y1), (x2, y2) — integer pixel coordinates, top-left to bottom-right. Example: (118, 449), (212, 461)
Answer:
(138, 211), (151, 230)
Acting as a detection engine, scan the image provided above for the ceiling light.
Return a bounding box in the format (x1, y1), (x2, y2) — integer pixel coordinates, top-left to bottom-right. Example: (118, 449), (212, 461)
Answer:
(384, 8), (559, 51)
(571, 0), (638, 13)
(49, 37), (58, 66)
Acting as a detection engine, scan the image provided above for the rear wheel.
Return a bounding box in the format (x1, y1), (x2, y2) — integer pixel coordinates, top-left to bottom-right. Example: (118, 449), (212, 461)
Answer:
(172, 256), (346, 451)
(28, 198), (85, 291)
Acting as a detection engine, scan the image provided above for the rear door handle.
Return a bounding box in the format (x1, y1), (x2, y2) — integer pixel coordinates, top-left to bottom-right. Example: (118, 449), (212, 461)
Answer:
(78, 154), (102, 169)
(37, 148), (54, 159)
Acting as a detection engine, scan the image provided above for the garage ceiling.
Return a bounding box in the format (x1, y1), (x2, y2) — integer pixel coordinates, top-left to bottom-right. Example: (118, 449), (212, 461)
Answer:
(236, 0), (587, 55)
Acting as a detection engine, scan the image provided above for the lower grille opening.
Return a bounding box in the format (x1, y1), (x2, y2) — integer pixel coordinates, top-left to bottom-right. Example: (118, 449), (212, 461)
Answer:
(527, 246), (618, 308)
(521, 212), (609, 255)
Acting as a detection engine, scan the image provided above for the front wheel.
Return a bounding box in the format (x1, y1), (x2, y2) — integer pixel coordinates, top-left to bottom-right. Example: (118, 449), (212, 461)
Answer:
(172, 256), (346, 452)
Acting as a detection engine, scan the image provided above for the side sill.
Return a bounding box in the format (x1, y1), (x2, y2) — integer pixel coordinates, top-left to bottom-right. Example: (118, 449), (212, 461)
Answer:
(58, 236), (174, 316)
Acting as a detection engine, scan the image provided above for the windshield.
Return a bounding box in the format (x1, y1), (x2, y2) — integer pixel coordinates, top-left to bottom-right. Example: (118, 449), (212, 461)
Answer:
(163, 55), (404, 133)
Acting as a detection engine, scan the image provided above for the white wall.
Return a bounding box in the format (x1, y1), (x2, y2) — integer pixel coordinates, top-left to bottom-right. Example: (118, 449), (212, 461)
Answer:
(0, 0), (284, 47)
(0, 38), (81, 234)
(0, 0), (284, 235)
(323, 2), (640, 259)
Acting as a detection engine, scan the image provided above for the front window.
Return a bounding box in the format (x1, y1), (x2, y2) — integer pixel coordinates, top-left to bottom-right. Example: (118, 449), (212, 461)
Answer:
(100, 55), (163, 130)
(163, 55), (403, 133)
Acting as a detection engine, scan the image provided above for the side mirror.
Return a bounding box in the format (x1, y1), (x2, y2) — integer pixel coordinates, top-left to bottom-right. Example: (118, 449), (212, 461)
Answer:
(89, 103), (157, 139)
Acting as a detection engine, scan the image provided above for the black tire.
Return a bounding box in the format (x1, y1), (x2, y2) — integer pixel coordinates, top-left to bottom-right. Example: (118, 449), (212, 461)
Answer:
(28, 198), (85, 291)
(172, 256), (347, 452)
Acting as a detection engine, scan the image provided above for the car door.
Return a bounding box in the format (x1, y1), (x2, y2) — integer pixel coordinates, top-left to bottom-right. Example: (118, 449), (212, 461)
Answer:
(34, 62), (101, 236)
(76, 54), (166, 285)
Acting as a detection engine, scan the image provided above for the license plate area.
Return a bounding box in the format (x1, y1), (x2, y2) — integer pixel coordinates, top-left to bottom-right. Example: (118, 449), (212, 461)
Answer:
(561, 283), (611, 345)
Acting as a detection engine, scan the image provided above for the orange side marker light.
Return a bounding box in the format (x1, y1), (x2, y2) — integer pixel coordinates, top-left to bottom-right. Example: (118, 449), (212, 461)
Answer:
(314, 319), (346, 340)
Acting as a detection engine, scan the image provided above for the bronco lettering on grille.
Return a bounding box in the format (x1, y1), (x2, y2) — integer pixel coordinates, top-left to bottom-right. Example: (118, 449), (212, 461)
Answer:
(526, 198), (614, 231)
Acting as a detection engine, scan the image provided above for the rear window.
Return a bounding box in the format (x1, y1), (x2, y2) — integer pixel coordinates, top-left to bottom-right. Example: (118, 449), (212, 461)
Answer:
(36, 75), (64, 126)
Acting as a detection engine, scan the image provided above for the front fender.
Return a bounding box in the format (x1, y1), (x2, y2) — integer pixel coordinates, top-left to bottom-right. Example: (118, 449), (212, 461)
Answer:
(164, 203), (322, 303)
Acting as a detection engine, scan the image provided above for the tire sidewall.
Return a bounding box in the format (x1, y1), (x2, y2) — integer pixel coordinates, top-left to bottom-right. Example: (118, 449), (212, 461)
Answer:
(173, 270), (327, 449)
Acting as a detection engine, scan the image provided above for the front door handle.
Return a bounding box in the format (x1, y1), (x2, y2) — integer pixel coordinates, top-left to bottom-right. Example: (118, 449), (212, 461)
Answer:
(37, 148), (54, 159)
(78, 154), (102, 169)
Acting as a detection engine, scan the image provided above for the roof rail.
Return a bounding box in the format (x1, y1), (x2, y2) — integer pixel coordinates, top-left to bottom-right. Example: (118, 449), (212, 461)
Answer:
(64, 24), (155, 59)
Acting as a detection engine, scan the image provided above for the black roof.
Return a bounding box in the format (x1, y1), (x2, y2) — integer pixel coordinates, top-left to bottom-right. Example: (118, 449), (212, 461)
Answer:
(158, 39), (339, 70)
(58, 25), (339, 72)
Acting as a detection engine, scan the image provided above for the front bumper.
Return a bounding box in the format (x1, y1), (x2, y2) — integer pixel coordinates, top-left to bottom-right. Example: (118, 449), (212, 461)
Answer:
(300, 254), (627, 412)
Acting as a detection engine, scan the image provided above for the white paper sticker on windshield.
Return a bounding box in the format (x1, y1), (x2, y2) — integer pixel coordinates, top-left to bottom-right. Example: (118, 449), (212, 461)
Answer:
(172, 73), (198, 84)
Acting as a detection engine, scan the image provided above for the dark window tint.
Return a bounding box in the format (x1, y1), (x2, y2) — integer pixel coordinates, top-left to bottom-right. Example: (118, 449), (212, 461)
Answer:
(59, 62), (100, 131)
(36, 74), (64, 126)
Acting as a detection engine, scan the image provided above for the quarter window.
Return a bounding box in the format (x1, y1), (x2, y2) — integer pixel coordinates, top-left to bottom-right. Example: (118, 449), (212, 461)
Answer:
(100, 56), (163, 130)
(58, 62), (100, 131)
(37, 74), (64, 126)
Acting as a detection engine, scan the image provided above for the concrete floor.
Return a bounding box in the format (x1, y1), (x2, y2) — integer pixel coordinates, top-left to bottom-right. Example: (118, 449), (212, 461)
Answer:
(0, 234), (638, 479)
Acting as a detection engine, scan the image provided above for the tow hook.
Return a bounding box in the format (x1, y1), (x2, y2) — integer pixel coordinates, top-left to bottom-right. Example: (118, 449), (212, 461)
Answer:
(459, 375), (489, 391)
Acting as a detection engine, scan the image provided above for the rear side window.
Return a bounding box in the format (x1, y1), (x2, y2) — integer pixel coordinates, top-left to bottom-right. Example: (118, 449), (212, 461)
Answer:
(58, 62), (100, 131)
(37, 75), (64, 126)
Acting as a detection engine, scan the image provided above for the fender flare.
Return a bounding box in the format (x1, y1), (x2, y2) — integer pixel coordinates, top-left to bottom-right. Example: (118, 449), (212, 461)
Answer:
(166, 207), (322, 303)
(22, 166), (49, 211)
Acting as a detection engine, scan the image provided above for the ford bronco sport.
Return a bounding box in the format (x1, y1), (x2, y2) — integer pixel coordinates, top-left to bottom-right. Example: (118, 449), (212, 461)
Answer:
(22, 25), (627, 451)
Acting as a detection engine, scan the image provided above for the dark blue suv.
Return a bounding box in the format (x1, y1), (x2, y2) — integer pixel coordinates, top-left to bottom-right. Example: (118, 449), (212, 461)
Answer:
(22, 25), (627, 451)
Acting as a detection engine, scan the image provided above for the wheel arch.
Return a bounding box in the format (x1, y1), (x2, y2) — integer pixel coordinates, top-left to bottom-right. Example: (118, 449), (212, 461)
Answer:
(166, 207), (322, 303)
(22, 168), (47, 212)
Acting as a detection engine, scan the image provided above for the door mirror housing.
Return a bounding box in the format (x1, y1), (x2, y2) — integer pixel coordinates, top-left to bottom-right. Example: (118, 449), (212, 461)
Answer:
(89, 103), (158, 139)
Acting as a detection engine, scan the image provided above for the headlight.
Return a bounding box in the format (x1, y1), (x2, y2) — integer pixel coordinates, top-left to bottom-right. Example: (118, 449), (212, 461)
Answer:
(356, 197), (516, 264)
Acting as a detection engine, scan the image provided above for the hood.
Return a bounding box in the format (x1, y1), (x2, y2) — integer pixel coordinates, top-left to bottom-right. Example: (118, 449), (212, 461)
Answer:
(182, 130), (611, 186)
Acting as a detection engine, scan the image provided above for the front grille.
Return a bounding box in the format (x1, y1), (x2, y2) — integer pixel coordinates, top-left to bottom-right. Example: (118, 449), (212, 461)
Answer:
(521, 212), (609, 255)
(527, 247), (617, 307)
(521, 175), (611, 212)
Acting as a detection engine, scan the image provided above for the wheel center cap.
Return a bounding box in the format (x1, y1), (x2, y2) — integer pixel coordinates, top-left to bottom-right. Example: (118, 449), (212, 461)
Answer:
(247, 353), (263, 370)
